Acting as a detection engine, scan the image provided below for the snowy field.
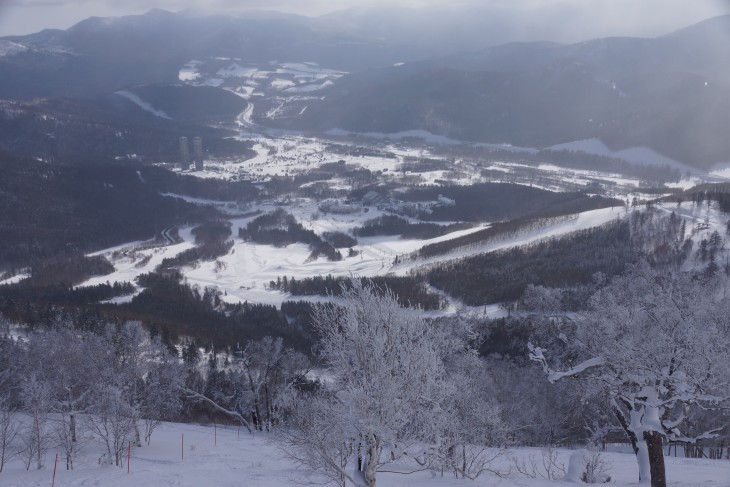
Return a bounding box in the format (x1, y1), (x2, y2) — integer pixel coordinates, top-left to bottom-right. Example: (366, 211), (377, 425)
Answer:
(3, 420), (728, 487)
(78, 200), (627, 307)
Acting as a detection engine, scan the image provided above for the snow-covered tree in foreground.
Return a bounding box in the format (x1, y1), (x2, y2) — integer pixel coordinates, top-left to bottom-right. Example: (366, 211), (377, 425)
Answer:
(282, 281), (456, 487)
(529, 263), (730, 487)
(182, 336), (308, 435)
(236, 335), (308, 432)
(0, 393), (20, 472)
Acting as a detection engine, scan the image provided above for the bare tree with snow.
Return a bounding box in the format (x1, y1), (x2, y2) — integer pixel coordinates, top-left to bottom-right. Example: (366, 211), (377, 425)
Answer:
(138, 342), (185, 445)
(25, 325), (108, 446)
(433, 351), (509, 480)
(280, 393), (354, 487)
(19, 375), (51, 470)
(282, 281), (456, 487)
(529, 262), (730, 487)
(52, 412), (90, 470)
(237, 336), (286, 432)
(106, 321), (150, 448)
(0, 393), (20, 472)
(85, 385), (137, 467)
(182, 334), (309, 435)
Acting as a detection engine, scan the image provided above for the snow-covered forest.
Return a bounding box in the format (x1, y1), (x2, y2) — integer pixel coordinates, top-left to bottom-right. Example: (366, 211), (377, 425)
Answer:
(2, 249), (730, 486)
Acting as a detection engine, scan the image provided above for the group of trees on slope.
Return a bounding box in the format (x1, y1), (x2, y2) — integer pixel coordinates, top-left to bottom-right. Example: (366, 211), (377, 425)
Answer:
(239, 209), (342, 262)
(0, 321), (182, 471)
(268, 274), (445, 310)
(398, 183), (619, 222)
(1, 264), (729, 487)
(353, 215), (470, 239)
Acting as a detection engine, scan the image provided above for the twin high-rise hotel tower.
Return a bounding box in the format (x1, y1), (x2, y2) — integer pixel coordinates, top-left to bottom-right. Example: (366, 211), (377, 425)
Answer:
(179, 136), (204, 170)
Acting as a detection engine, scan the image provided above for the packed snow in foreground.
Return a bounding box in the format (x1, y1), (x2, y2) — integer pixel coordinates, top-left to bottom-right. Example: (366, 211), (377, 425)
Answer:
(3, 421), (729, 487)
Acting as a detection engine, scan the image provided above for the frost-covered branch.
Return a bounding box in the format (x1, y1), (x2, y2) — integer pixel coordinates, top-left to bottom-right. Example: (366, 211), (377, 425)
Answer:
(181, 388), (252, 434)
(528, 342), (604, 383)
(667, 427), (724, 444)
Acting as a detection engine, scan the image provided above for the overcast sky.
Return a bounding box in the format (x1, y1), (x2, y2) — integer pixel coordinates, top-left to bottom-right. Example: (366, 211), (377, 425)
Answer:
(0, 0), (729, 38)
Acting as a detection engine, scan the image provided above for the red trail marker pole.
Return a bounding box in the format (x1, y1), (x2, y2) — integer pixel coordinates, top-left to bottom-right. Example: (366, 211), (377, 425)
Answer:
(214, 422), (217, 447)
(237, 424), (240, 440)
(51, 453), (58, 487)
(128, 441), (131, 473)
(181, 433), (184, 460)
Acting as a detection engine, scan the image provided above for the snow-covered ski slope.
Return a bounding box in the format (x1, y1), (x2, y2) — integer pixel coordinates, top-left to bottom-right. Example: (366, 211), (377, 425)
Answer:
(80, 199), (626, 306)
(80, 196), (730, 308)
(3, 420), (728, 487)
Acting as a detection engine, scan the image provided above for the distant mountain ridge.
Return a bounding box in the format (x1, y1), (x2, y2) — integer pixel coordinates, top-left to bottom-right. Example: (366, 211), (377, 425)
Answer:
(1, 9), (729, 168)
(0, 9), (428, 99)
(4, 8), (726, 99)
(276, 14), (730, 169)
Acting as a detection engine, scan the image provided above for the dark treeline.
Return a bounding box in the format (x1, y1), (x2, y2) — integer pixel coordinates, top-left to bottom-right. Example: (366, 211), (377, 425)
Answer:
(657, 183), (730, 209)
(324, 143), (397, 160)
(158, 240), (234, 271)
(269, 274), (445, 310)
(191, 221), (232, 245)
(239, 209), (342, 261)
(0, 155), (219, 271)
(126, 84), (247, 123)
(322, 231), (358, 248)
(280, 300), (325, 341)
(159, 221), (234, 270)
(0, 253), (132, 307)
(475, 317), (533, 361)
(21, 255), (114, 288)
(318, 160), (378, 181)
(426, 221), (640, 306)
(0, 298), (118, 335)
(398, 183), (620, 222)
(0, 281), (135, 307)
(684, 187), (730, 215)
(628, 209), (693, 270)
(0, 270), (316, 354)
(128, 272), (314, 352)
(353, 215), (471, 239)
